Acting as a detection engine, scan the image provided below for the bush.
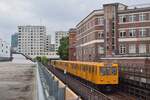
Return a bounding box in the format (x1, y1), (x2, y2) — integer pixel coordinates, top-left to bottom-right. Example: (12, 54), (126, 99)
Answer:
(41, 56), (48, 65)
(34, 56), (48, 65)
(34, 56), (41, 62)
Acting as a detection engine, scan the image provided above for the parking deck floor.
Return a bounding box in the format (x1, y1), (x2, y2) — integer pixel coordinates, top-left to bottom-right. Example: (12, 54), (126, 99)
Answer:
(0, 62), (36, 100)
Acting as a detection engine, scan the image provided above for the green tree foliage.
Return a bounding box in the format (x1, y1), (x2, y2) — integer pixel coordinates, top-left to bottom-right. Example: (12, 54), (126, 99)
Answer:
(34, 56), (48, 65)
(57, 36), (69, 60)
(41, 56), (48, 65)
(34, 56), (41, 62)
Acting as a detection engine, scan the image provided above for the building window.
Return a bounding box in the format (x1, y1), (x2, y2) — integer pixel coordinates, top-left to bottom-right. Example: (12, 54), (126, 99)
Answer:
(97, 17), (104, 25)
(98, 31), (104, 38)
(128, 15), (136, 22)
(119, 15), (126, 23)
(139, 44), (146, 53)
(98, 46), (104, 54)
(129, 44), (136, 54)
(119, 31), (126, 38)
(139, 13), (146, 21)
(149, 44), (150, 53)
(129, 29), (136, 37)
(139, 28), (146, 37)
(119, 44), (126, 54)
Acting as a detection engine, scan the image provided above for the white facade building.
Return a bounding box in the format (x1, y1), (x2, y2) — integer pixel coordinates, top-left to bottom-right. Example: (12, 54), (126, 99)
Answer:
(0, 38), (10, 59)
(55, 31), (68, 51)
(17, 25), (46, 58)
(45, 35), (51, 52)
(17, 25), (59, 58)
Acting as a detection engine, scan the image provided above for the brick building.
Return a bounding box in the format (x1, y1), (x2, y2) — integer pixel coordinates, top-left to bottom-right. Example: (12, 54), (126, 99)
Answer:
(69, 28), (77, 61)
(76, 3), (150, 61)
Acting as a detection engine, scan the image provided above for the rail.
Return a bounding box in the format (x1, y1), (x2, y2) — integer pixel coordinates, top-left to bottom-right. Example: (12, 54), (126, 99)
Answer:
(12, 52), (34, 62)
(37, 62), (66, 100)
(119, 65), (150, 100)
(47, 65), (112, 100)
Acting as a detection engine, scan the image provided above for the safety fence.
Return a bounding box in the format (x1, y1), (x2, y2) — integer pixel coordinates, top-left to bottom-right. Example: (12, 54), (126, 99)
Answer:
(37, 62), (66, 100)
(48, 65), (111, 100)
(119, 65), (150, 100)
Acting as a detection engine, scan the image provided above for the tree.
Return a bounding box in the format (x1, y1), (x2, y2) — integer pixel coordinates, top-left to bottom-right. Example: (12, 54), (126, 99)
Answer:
(41, 56), (48, 65)
(57, 36), (69, 60)
(34, 56), (48, 65)
(34, 56), (41, 62)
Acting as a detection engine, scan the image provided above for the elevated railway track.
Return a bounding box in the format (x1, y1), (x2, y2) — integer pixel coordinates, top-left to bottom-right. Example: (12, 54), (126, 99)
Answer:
(119, 65), (150, 100)
(47, 65), (140, 100)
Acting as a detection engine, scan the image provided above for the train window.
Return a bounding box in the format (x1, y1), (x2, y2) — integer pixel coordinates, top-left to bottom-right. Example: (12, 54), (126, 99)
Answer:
(106, 67), (111, 75)
(82, 66), (84, 71)
(95, 67), (97, 75)
(92, 67), (94, 73)
(85, 66), (87, 72)
(111, 67), (117, 75)
(89, 67), (91, 73)
(100, 67), (106, 75)
(90, 67), (92, 73)
(74, 65), (76, 69)
(88, 66), (90, 73)
(84, 66), (86, 72)
(100, 67), (111, 75)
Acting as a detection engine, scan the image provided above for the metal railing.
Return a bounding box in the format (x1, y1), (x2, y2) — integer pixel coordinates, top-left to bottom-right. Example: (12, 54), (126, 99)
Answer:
(37, 62), (66, 100)
(119, 65), (150, 100)
(48, 65), (112, 100)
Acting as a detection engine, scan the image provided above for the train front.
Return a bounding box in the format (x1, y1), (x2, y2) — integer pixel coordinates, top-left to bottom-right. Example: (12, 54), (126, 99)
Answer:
(97, 63), (119, 92)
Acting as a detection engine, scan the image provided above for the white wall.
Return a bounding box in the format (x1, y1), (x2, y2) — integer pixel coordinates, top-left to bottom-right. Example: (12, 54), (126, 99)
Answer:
(0, 38), (10, 58)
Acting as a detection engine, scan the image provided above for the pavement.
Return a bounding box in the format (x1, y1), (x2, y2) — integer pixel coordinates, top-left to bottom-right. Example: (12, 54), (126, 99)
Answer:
(0, 54), (36, 100)
(0, 54), (80, 100)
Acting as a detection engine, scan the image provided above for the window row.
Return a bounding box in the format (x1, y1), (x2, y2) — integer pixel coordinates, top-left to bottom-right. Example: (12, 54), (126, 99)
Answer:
(1, 44), (8, 48)
(78, 17), (104, 34)
(119, 12), (150, 23)
(119, 44), (148, 54)
(0, 50), (8, 54)
(119, 28), (149, 38)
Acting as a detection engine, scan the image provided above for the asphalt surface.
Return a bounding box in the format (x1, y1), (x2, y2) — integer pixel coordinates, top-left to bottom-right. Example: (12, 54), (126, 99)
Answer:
(0, 55), (35, 100)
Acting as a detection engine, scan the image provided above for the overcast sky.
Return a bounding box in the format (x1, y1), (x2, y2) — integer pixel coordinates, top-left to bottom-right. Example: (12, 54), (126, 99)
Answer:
(0, 0), (150, 43)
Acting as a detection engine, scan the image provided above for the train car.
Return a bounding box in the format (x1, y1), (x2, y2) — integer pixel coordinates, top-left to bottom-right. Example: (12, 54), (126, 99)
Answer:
(50, 60), (118, 92)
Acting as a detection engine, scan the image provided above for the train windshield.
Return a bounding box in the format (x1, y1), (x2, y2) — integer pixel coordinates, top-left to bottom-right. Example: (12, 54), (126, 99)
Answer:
(100, 67), (117, 75)
(111, 67), (117, 75)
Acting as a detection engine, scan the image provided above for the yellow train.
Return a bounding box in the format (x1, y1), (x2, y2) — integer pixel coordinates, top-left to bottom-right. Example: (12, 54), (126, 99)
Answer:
(50, 60), (118, 92)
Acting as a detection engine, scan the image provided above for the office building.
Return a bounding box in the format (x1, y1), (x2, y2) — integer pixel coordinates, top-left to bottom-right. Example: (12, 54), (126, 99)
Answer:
(49, 44), (55, 51)
(69, 28), (77, 61)
(55, 31), (68, 51)
(45, 34), (51, 52)
(17, 25), (46, 57)
(0, 38), (10, 60)
(11, 33), (18, 52)
(76, 3), (150, 61)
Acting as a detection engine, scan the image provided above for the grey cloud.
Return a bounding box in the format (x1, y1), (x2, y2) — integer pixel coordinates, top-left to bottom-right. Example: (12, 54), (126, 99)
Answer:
(0, 0), (150, 43)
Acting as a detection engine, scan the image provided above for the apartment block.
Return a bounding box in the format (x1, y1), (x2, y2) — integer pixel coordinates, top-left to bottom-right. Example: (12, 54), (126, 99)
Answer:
(55, 31), (68, 51)
(76, 3), (150, 61)
(17, 25), (46, 57)
(11, 33), (18, 52)
(69, 28), (77, 61)
(0, 38), (10, 59)
(45, 35), (51, 52)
